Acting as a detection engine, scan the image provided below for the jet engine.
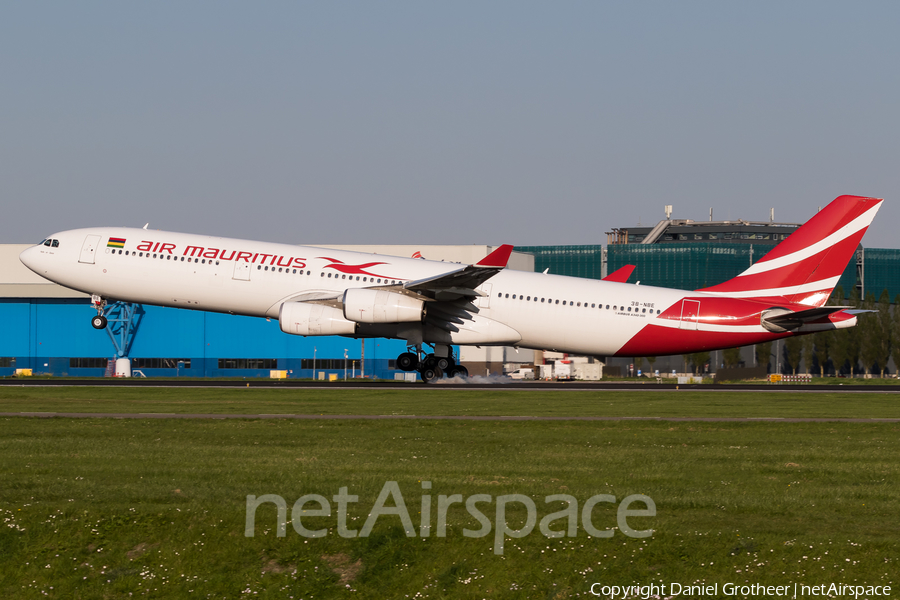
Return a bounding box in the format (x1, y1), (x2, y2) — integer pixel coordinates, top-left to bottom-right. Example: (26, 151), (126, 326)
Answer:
(342, 288), (424, 324)
(279, 301), (356, 336)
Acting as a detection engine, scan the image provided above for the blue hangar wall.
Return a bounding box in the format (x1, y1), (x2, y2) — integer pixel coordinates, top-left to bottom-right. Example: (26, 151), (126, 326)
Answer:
(0, 298), (412, 379)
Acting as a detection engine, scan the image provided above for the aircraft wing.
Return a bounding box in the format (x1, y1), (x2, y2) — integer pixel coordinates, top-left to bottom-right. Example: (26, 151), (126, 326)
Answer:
(399, 244), (514, 300)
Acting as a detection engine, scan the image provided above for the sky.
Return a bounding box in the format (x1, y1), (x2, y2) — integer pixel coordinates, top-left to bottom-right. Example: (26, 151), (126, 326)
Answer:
(2, 2), (899, 248)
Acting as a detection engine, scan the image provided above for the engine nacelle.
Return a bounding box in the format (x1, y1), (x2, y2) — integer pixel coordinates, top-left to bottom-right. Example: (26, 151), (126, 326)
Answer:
(279, 302), (356, 336)
(342, 288), (424, 324)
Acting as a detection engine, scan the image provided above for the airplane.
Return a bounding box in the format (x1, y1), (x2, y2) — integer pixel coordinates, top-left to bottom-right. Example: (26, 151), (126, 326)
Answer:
(19, 195), (882, 383)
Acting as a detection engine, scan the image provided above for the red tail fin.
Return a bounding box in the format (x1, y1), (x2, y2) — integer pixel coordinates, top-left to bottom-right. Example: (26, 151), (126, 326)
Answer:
(698, 195), (882, 306)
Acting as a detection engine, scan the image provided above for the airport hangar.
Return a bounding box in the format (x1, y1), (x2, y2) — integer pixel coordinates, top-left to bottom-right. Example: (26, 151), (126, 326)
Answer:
(2, 209), (900, 379)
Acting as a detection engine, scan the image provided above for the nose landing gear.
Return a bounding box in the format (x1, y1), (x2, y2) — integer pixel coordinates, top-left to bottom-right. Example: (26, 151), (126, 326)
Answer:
(91, 294), (108, 329)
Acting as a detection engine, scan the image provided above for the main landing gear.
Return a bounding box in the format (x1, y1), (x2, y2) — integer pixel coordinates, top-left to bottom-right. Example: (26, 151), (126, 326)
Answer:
(396, 346), (469, 384)
(91, 295), (108, 329)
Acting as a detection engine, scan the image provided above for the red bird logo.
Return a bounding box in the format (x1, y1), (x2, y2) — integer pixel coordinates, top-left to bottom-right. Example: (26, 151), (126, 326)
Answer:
(316, 257), (398, 279)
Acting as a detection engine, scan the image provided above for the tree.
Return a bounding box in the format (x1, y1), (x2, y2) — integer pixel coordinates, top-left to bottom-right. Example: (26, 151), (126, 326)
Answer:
(813, 332), (831, 376)
(829, 286), (851, 375)
(755, 342), (773, 373)
(646, 355), (657, 374)
(723, 347), (742, 368)
(859, 292), (881, 375)
(846, 287), (862, 376)
(688, 352), (710, 374)
(801, 334), (815, 374)
(785, 335), (803, 375)
(876, 290), (892, 377)
(892, 294), (900, 377)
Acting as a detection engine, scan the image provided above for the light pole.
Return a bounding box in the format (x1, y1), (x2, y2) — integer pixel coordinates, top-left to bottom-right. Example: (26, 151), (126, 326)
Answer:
(344, 349), (348, 381)
(313, 346), (316, 381)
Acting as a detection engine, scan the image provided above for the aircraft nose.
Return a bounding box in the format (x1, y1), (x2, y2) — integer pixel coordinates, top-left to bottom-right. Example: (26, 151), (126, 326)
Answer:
(19, 245), (43, 274)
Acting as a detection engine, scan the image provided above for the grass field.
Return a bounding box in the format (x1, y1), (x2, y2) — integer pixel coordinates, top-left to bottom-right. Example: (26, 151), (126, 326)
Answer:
(1, 386), (900, 419)
(0, 387), (898, 599)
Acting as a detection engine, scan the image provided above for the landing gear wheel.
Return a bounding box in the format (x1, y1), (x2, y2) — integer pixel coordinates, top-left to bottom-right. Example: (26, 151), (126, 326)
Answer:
(91, 315), (108, 330)
(420, 366), (443, 384)
(422, 354), (438, 369)
(397, 352), (418, 372)
(447, 365), (468, 379)
(435, 356), (451, 371)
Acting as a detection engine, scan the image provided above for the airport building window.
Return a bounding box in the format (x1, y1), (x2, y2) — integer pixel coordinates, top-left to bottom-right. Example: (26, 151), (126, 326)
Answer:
(300, 358), (360, 370)
(0, 357), (12, 368)
(132, 358), (191, 369)
(218, 358), (277, 369)
(69, 358), (108, 369)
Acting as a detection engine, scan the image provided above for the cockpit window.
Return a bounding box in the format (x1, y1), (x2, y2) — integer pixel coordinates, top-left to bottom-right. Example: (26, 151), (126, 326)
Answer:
(51, 239), (59, 247)
(42, 239), (51, 246)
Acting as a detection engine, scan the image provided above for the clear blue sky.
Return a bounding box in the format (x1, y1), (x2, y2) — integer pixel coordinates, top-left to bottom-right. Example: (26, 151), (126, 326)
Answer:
(2, 2), (898, 247)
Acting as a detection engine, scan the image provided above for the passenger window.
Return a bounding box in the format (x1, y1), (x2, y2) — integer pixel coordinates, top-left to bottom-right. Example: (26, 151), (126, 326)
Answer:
(606, 305), (610, 309)
(279, 268), (283, 272)
(526, 296), (530, 301)
(125, 251), (129, 256)
(555, 300), (559, 304)
(642, 308), (646, 313)
(512, 295), (516, 299)
(505, 294), (509, 298)
(541, 298), (545, 303)
(591, 303), (595, 308)
(258, 266), (262, 270)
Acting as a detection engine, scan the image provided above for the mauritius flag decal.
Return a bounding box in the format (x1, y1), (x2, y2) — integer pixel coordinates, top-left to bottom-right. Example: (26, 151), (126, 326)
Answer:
(107, 237), (126, 248)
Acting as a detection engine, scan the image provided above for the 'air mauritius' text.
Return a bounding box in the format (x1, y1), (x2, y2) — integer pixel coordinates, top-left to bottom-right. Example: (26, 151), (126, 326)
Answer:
(135, 241), (306, 269)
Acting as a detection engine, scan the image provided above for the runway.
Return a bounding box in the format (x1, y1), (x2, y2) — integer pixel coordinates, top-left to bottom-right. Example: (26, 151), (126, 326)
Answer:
(1, 377), (899, 392)
(3, 411), (899, 422)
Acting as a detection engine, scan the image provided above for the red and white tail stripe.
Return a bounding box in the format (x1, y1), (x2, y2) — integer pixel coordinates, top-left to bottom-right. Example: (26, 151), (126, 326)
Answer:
(698, 195), (883, 306)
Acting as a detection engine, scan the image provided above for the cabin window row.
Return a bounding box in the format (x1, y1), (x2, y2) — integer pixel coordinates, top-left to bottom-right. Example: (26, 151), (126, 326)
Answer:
(496, 292), (662, 314)
(107, 248), (221, 265)
(319, 273), (398, 284)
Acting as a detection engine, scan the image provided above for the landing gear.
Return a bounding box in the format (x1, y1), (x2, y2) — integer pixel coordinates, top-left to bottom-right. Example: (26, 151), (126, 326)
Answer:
(396, 352), (418, 372)
(447, 365), (468, 379)
(397, 344), (468, 382)
(91, 294), (108, 330)
(420, 366), (444, 384)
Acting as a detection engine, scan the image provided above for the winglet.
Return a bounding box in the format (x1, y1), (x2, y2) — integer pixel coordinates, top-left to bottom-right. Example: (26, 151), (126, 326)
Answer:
(476, 244), (514, 268)
(603, 265), (636, 283)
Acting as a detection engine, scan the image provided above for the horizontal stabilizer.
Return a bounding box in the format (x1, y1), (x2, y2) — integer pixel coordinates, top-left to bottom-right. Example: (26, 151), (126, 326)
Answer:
(761, 305), (851, 332)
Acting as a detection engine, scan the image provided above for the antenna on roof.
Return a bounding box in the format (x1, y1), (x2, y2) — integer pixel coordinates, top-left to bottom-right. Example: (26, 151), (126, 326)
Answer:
(769, 208), (774, 223)
(709, 208), (713, 222)
(664, 205), (673, 219)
